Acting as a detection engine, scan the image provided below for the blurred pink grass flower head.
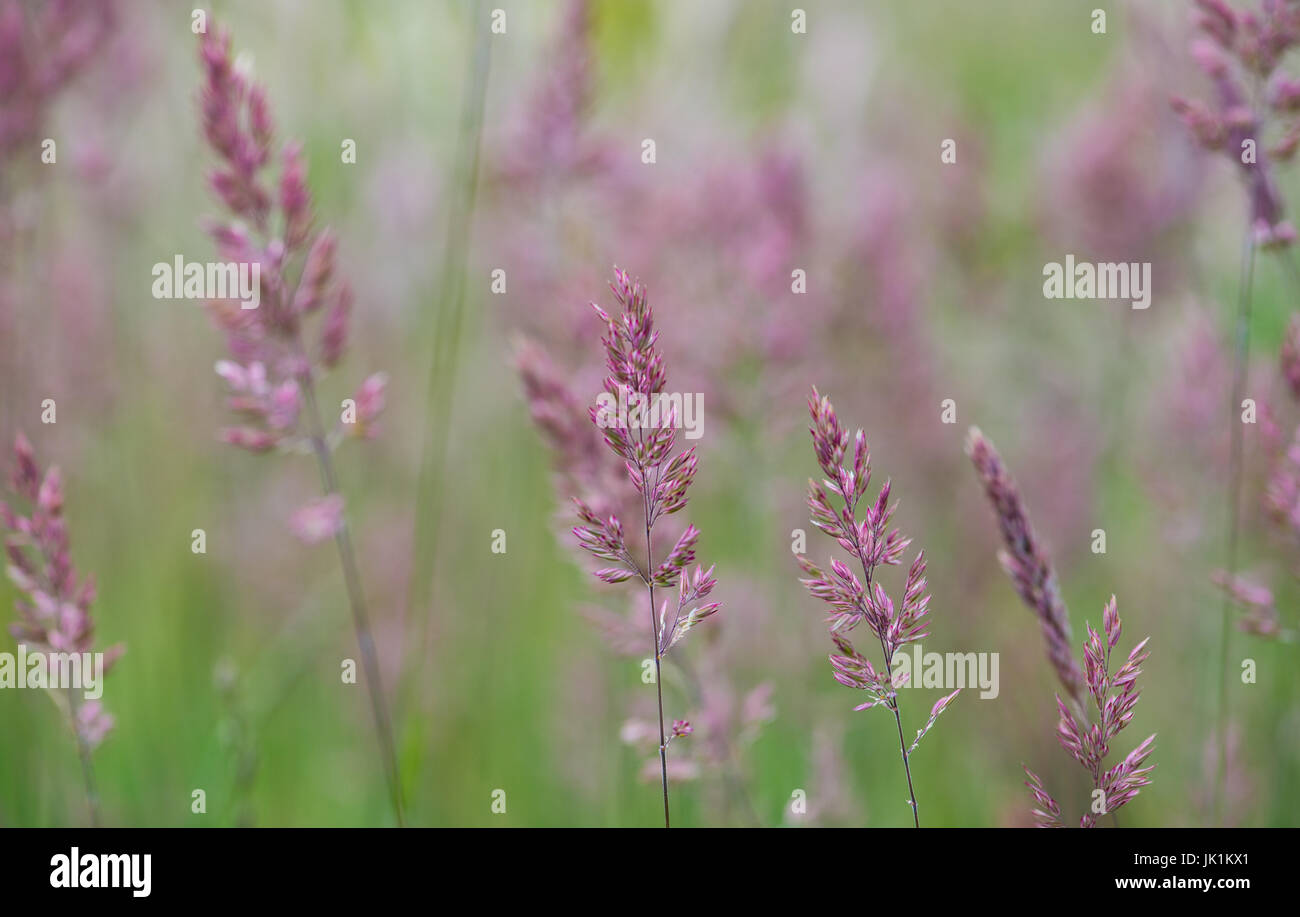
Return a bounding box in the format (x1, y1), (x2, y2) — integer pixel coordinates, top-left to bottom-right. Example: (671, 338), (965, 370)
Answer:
(193, 22), (404, 824)
(965, 429), (1155, 825)
(1023, 597), (1156, 828)
(569, 268), (720, 825)
(1, 433), (122, 749)
(1280, 312), (1300, 400)
(0, 0), (115, 162)
(797, 387), (959, 825)
(1183, 316), (1300, 642)
(1212, 570), (1290, 638)
(289, 494), (345, 546)
(496, 0), (610, 187)
(1234, 316), (1300, 641)
(965, 427), (1086, 720)
(1171, 0), (1300, 246)
(196, 24), (387, 526)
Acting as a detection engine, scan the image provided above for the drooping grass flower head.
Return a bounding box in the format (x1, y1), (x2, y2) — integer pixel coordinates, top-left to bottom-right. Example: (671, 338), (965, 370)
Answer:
(966, 428), (1154, 825)
(965, 427), (1085, 716)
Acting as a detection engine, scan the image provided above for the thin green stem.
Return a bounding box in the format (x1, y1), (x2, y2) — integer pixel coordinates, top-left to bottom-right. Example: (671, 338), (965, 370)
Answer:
(399, 4), (492, 736)
(645, 510), (670, 829)
(876, 633), (920, 828)
(851, 534), (918, 827)
(66, 688), (101, 827)
(297, 363), (406, 827)
(672, 656), (762, 827)
(1216, 230), (1256, 827)
(393, 10), (492, 819)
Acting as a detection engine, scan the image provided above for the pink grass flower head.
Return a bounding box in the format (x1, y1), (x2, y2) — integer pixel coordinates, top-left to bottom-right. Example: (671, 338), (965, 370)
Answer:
(2, 433), (123, 751)
(1213, 569), (1291, 638)
(1171, 0), (1300, 246)
(1040, 63), (1202, 266)
(193, 22), (403, 824)
(76, 699), (115, 749)
(1267, 322), (1300, 550)
(516, 337), (639, 545)
(496, 0), (610, 187)
(0, 0), (115, 162)
(966, 432), (1157, 825)
(965, 427), (1086, 719)
(1240, 311), (1300, 643)
(518, 333), (771, 823)
(1282, 314), (1300, 399)
(289, 494), (345, 546)
(196, 25), (386, 509)
(1026, 598), (1157, 828)
(568, 269), (720, 827)
(346, 372), (389, 440)
(797, 388), (959, 826)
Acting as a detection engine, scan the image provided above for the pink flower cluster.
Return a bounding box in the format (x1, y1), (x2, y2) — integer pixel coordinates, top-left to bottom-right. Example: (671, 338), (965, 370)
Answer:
(1172, 0), (1300, 245)
(1, 433), (123, 748)
(197, 27), (386, 463)
(0, 0), (114, 161)
(1024, 598), (1156, 828)
(797, 388), (958, 826)
(572, 270), (720, 657)
(798, 389), (926, 663)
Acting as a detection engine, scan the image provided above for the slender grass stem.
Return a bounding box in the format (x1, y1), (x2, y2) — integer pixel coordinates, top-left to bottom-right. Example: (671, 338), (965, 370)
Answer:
(875, 632), (919, 827)
(402, 12), (493, 693)
(1216, 229), (1256, 827)
(853, 550), (918, 827)
(644, 511), (670, 829)
(65, 688), (101, 827)
(297, 361), (405, 827)
(634, 412), (670, 827)
(672, 656), (762, 827)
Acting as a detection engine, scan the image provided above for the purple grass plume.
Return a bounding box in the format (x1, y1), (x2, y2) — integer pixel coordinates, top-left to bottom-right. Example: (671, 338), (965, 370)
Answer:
(518, 336), (769, 824)
(965, 427), (1086, 722)
(195, 24), (402, 825)
(797, 388), (959, 827)
(1213, 570), (1294, 639)
(2, 433), (123, 825)
(0, 0), (115, 163)
(966, 428), (1155, 825)
(197, 27), (387, 461)
(569, 269), (721, 827)
(1171, 0), (1299, 247)
(1172, 0), (1300, 825)
(1225, 317), (1300, 642)
(1022, 597), (1156, 828)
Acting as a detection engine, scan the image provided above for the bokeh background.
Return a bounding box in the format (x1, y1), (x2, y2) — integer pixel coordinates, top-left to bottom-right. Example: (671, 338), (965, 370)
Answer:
(1, 0), (1297, 827)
